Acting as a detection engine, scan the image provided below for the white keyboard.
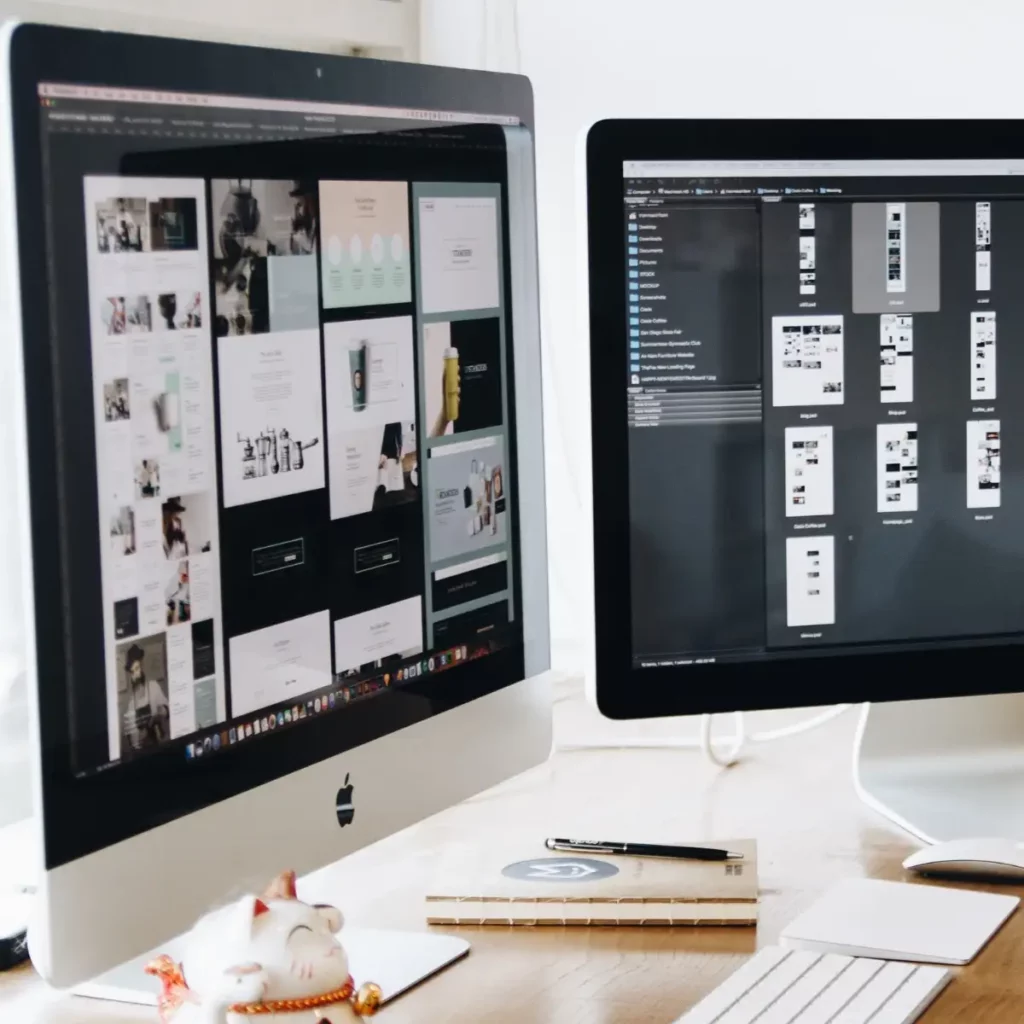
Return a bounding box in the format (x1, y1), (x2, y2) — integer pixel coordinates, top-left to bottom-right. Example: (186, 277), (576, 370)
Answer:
(675, 946), (951, 1024)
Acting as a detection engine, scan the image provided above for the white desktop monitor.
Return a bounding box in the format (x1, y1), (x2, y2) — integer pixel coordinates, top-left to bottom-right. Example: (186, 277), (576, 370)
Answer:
(2, 23), (550, 990)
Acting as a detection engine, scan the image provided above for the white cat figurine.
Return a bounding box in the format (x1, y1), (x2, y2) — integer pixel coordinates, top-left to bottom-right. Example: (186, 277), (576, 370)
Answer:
(147, 871), (381, 1024)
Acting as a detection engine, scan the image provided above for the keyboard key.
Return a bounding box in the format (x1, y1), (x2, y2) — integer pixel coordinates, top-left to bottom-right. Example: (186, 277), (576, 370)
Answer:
(867, 965), (952, 1024)
(716, 951), (821, 1024)
(829, 963), (916, 1024)
(789, 956), (886, 1024)
(679, 947), (790, 1024)
(753, 954), (853, 1024)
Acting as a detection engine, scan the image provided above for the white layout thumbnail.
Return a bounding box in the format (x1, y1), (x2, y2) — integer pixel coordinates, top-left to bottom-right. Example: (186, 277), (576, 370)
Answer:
(85, 175), (224, 760)
(772, 315), (844, 407)
(333, 596), (424, 676)
(967, 419), (1001, 509)
(886, 202), (906, 293)
(323, 316), (418, 520)
(786, 535), (835, 628)
(784, 425), (833, 518)
(799, 237), (816, 270)
(976, 201), (992, 292)
(971, 311), (997, 401)
(880, 313), (914, 404)
(798, 202), (816, 295)
(417, 194), (500, 314)
(877, 423), (918, 513)
(229, 610), (331, 717)
(217, 329), (325, 508)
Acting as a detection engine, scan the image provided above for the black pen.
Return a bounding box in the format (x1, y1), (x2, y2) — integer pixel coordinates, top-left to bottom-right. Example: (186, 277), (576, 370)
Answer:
(544, 838), (744, 862)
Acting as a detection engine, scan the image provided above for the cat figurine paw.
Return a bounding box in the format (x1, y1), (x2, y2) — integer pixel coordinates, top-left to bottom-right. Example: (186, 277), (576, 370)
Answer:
(147, 870), (382, 1024)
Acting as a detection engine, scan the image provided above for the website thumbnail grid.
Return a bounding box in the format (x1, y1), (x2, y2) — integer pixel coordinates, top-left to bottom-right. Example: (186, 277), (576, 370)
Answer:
(85, 171), (514, 766)
(623, 167), (1024, 667)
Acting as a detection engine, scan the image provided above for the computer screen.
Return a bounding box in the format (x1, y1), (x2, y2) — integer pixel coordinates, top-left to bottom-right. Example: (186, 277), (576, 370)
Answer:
(621, 158), (1024, 670)
(31, 81), (526, 859)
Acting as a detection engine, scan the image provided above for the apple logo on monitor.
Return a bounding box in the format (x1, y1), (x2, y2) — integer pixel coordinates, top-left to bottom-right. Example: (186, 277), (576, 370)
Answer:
(336, 773), (354, 828)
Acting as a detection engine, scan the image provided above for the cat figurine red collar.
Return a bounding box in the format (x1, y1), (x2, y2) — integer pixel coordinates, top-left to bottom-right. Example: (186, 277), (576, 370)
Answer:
(147, 871), (381, 1024)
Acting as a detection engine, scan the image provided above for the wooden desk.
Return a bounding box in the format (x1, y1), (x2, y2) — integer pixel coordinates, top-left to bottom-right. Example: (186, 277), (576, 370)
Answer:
(3, 682), (1023, 1022)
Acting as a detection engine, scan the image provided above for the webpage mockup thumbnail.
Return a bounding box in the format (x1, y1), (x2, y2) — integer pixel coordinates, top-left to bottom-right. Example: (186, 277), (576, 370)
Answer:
(772, 315), (844, 407)
(319, 180), (411, 309)
(211, 179), (319, 336)
(785, 535), (835, 628)
(417, 193), (501, 314)
(876, 424), (918, 513)
(229, 610), (331, 718)
(323, 315), (418, 520)
(217, 329), (326, 509)
(333, 595), (423, 677)
(784, 425), (834, 518)
(428, 434), (508, 563)
(423, 317), (503, 438)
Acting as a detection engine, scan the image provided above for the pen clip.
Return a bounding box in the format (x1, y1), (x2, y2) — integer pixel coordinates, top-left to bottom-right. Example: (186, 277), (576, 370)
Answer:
(550, 841), (615, 853)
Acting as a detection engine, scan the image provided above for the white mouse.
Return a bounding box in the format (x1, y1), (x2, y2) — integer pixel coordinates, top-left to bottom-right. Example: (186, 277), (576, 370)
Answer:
(903, 838), (1024, 881)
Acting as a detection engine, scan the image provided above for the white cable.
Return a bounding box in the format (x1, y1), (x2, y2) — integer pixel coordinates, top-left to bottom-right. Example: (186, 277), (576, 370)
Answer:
(700, 711), (746, 768)
(556, 704), (855, 764)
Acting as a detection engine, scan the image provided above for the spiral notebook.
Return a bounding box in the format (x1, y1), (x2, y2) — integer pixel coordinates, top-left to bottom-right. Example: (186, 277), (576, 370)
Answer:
(425, 838), (758, 926)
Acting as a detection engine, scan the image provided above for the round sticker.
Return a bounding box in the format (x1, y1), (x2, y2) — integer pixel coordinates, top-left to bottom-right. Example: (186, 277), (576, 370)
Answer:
(371, 232), (384, 265)
(391, 232), (404, 262)
(501, 857), (619, 882)
(350, 233), (363, 264)
(327, 235), (342, 267)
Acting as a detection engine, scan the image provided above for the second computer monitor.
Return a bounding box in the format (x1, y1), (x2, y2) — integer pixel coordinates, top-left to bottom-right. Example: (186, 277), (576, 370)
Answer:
(587, 120), (1024, 719)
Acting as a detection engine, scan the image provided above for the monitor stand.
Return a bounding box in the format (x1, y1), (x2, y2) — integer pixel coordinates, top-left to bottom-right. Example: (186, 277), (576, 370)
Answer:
(853, 693), (1024, 844)
(73, 926), (469, 1009)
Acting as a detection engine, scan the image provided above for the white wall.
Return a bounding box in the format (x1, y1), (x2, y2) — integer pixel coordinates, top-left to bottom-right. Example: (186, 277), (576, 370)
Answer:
(424, 0), (1024, 673)
(0, 0), (418, 55)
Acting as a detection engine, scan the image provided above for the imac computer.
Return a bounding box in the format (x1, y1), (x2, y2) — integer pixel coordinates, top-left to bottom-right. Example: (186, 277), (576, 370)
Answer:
(1, 22), (551, 997)
(587, 119), (1024, 847)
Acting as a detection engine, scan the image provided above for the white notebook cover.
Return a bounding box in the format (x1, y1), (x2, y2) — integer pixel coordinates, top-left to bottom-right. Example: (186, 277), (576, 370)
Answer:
(780, 878), (1018, 965)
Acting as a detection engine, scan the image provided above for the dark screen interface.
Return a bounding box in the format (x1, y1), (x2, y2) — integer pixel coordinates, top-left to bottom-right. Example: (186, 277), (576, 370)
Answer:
(624, 159), (1024, 669)
(37, 84), (522, 773)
